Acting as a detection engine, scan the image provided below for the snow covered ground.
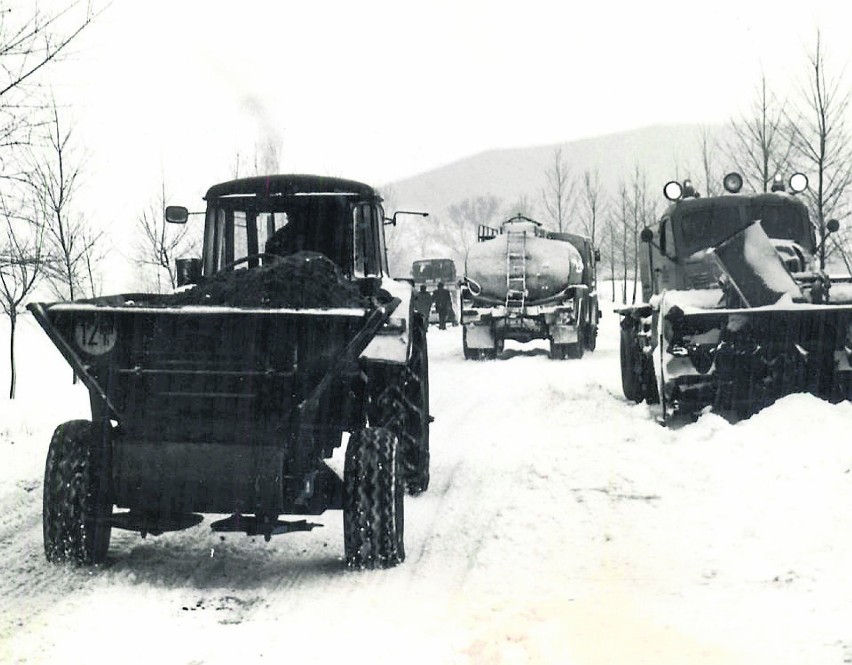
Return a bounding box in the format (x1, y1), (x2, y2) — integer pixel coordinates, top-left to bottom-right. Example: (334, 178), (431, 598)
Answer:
(2, 306), (852, 664)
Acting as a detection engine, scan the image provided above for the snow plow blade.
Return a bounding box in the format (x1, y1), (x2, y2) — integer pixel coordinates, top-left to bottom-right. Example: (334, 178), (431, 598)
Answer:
(661, 296), (852, 416)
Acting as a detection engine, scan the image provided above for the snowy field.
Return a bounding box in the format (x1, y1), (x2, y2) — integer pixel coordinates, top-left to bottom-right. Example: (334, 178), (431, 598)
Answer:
(2, 305), (852, 664)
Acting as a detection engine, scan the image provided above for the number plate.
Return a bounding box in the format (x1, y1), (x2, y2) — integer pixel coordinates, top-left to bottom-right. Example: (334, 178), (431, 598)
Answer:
(73, 315), (117, 355)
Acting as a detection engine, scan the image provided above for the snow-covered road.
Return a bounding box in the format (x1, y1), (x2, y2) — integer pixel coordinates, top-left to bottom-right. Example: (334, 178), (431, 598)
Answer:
(2, 308), (852, 664)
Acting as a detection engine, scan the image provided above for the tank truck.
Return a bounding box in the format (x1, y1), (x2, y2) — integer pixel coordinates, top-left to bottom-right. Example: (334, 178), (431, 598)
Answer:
(618, 172), (852, 421)
(460, 214), (600, 359)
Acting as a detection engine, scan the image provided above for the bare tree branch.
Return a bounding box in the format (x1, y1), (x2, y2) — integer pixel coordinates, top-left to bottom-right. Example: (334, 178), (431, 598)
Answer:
(541, 147), (576, 232)
(787, 30), (852, 269)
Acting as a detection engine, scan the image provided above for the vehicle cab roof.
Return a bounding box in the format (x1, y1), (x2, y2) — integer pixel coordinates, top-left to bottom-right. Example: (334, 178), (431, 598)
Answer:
(204, 174), (379, 201)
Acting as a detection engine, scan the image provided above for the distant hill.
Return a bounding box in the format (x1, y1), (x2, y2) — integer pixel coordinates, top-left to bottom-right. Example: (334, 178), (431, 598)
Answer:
(381, 123), (730, 276)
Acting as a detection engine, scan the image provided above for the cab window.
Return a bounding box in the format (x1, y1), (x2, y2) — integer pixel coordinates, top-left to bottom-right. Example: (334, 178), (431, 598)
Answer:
(353, 203), (387, 277)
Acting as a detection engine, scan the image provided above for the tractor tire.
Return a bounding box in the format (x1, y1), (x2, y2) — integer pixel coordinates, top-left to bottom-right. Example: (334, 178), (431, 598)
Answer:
(343, 427), (404, 569)
(43, 420), (113, 565)
(401, 314), (430, 495)
(620, 324), (643, 402)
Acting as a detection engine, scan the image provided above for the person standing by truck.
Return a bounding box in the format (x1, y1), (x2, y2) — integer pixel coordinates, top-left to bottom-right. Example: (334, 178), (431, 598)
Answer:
(432, 281), (453, 330)
(412, 284), (433, 323)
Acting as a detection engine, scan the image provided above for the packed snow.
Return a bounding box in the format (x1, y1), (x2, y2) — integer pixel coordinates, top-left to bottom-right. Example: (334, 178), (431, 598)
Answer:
(1, 303), (852, 664)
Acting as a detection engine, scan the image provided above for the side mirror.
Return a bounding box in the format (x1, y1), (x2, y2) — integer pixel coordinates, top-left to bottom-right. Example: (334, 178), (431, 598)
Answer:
(384, 210), (429, 226)
(594, 248), (601, 263)
(827, 218), (840, 234)
(165, 206), (189, 224)
(640, 228), (654, 243)
(175, 258), (202, 287)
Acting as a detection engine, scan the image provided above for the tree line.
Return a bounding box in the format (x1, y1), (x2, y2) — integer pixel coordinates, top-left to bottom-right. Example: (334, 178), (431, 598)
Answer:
(391, 29), (852, 303)
(2, 13), (850, 399)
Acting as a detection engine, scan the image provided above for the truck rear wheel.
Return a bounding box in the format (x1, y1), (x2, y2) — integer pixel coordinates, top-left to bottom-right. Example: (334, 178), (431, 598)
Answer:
(620, 324), (643, 402)
(462, 327), (475, 360)
(463, 327), (496, 360)
(553, 328), (584, 360)
(43, 420), (113, 565)
(343, 427), (405, 569)
(584, 324), (598, 351)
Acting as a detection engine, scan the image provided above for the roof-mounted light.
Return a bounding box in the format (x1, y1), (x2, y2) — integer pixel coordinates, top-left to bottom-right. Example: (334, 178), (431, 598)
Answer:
(722, 172), (743, 194)
(771, 174), (785, 192)
(663, 180), (683, 201)
(789, 172), (808, 194)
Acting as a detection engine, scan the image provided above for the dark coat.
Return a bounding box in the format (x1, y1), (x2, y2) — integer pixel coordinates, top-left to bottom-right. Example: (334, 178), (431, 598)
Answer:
(431, 287), (452, 313)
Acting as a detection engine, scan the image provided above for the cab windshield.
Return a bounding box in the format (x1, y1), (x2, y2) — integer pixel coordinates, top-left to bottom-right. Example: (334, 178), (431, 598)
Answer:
(202, 194), (388, 278)
(677, 200), (813, 257)
(412, 259), (456, 282)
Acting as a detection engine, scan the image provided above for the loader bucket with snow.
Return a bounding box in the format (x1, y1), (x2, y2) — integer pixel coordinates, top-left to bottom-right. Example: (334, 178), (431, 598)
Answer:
(27, 296), (398, 517)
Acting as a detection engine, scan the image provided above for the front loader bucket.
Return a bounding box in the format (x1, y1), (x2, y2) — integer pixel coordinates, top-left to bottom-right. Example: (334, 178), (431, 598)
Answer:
(26, 296), (399, 516)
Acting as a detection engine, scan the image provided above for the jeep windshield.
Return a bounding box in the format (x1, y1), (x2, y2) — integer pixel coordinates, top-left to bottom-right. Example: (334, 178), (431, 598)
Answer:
(676, 198), (813, 257)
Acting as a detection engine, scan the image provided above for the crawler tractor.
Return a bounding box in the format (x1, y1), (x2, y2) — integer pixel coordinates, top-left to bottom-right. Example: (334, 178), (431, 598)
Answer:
(29, 175), (430, 569)
(618, 172), (852, 420)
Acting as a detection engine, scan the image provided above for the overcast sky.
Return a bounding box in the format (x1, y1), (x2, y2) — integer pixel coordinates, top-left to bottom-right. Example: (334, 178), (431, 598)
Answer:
(50, 0), (852, 212)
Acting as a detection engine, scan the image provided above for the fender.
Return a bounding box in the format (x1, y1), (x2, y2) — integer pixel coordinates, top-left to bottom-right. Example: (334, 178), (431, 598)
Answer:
(361, 277), (414, 365)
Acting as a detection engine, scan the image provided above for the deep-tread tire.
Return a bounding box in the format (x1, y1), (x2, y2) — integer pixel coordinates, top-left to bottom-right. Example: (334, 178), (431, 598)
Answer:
(620, 324), (643, 402)
(43, 420), (112, 564)
(343, 427), (404, 569)
(402, 315), (430, 495)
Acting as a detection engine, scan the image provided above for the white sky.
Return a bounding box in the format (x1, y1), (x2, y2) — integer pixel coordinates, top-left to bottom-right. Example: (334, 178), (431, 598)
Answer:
(49, 0), (852, 211)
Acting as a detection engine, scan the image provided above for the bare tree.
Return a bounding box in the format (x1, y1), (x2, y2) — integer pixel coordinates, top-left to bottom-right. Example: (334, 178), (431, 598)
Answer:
(726, 73), (794, 193)
(135, 177), (199, 292)
(629, 167), (655, 303)
(698, 126), (723, 197)
(503, 193), (537, 219)
(445, 195), (501, 267)
(29, 96), (103, 300)
(1, 1), (105, 176)
(231, 137), (282, 178)
(788, 30), (852, 270)
(614, 167), (655, 304)
(579, 169), (606, 247)
(541, 147), (576, 232)
(0, 191), (44, 398)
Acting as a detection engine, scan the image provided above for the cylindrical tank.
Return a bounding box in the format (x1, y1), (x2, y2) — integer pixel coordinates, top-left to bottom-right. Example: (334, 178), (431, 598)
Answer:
(466, 227), (584, 304)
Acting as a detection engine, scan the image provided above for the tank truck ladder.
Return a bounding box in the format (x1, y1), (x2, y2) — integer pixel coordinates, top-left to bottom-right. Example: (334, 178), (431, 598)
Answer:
(505, 231), (527, 311)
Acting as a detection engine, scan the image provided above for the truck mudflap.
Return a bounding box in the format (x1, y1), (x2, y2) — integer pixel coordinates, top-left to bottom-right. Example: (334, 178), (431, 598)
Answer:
(27, 297), (399, 516)
(658, 290), (852, 416)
